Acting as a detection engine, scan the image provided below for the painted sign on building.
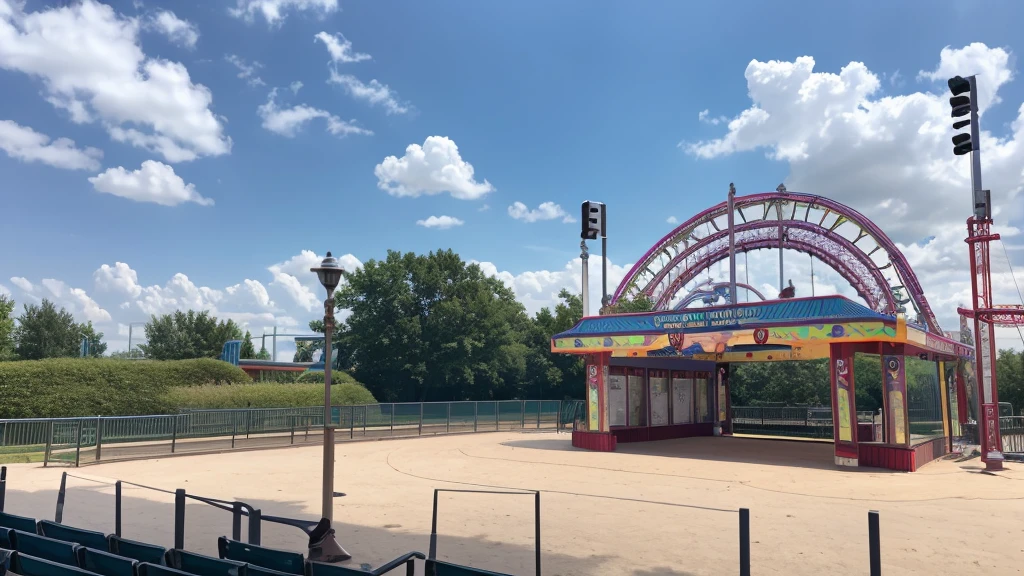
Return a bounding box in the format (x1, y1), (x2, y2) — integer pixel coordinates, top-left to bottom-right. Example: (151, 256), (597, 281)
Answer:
(883, 355), (909, 445)
(834, 355), (854, 443)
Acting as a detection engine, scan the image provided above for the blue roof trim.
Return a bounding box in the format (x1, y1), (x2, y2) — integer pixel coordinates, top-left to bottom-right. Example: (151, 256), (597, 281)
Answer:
(555, 296), (894, 339)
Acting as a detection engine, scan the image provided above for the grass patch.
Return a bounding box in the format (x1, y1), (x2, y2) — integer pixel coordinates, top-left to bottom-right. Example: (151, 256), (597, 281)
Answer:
(0, 450), (44, 464)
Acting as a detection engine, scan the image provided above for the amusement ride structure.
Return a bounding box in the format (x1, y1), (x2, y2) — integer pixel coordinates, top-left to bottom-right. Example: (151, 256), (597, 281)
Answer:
(555, 187), (990, 472)
(612, 189), (943, 333)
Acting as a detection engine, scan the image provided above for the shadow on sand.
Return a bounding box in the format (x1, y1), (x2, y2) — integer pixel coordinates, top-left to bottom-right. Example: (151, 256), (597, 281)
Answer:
(501, 435), (901, 474)
(3, 470), (622, 576)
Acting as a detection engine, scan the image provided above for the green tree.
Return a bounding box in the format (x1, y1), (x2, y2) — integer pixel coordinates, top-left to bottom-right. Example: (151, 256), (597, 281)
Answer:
(997, 348), (1024, 416)
(529, 289), (586, 399)
(256, 345), (271, 360)
(0, 294), (16, 360)
(603, 293), (654, 314)
(14, 299), (83, 360)
(240, 330), (257, 359)
(139, 310), (242, 360)
(79, 321), (107, 357)
(335, 249), (531, 402)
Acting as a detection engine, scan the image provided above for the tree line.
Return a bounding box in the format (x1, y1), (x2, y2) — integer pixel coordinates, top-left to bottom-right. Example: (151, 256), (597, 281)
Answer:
(2, 250), (1022, 412)
(0, 296), (106, 360)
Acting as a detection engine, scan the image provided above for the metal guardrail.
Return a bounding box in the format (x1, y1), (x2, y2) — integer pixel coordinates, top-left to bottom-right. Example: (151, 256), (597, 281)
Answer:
(0, 400), (584, 467)
(730, 405), (875, 439)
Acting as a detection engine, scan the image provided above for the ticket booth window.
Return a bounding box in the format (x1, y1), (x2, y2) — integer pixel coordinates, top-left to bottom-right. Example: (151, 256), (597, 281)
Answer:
(649, 369), (669, 426)
(696, 373), (711, 423)
(670, 371), (693, 424)
(608, 366), (627, 427)
(627, 368), (647, 427)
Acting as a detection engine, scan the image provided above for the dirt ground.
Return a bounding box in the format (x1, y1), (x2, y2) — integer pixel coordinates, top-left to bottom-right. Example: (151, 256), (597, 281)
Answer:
(3, 432), (1022, 575)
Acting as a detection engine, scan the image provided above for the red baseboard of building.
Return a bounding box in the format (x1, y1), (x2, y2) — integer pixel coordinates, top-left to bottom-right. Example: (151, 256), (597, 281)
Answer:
(858, 437), (948, 472)
(571, 431), (617, 451)
(612, 423), (715, 443)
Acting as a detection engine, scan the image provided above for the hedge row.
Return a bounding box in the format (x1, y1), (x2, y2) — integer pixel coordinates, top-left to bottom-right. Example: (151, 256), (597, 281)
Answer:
(0, 358), (374, 418)
(163, 382), (377, 409)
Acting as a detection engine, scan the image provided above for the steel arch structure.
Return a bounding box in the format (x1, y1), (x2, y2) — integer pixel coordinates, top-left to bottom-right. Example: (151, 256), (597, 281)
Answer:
(611, 191), (943, 333)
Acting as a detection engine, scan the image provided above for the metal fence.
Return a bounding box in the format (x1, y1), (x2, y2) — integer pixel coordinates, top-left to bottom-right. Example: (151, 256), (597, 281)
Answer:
(0, 400), (584, 467)
(961, 416), (1024, 454)
(730, 405), (875, 439)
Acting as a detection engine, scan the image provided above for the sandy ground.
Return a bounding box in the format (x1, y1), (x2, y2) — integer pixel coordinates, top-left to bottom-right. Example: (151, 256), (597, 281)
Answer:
(3, 432), (1022, 576)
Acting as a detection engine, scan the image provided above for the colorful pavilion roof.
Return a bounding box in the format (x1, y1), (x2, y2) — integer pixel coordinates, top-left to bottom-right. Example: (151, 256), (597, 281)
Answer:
(551, 295), (972, 362)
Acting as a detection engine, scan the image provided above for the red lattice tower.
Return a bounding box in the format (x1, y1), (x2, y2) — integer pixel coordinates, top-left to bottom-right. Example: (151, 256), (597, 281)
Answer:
(957, 218), (1024, 470)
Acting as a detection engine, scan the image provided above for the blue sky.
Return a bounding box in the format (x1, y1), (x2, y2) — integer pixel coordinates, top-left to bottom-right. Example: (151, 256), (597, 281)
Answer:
(2, 0), (1024, 355)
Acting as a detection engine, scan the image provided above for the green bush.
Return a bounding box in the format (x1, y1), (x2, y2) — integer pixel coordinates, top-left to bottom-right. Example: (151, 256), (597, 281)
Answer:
(0, 358), (250, 418)
(162, 382), (377, 409)
(294, 370), (358, 385)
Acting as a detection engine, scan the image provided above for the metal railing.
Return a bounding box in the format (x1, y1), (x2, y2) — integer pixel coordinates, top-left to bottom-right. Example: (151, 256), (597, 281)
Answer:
(3, 465), (895, 576)
(0, 400), (583, 467)
(730, 405), (874, 439)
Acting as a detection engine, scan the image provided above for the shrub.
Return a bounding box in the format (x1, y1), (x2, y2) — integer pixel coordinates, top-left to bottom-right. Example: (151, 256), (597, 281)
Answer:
(0, 358), (250, 418)
(162, 383), (377, 409)
(294, 370), (358, 385)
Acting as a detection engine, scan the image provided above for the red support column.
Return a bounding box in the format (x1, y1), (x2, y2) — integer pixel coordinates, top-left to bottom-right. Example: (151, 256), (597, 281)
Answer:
(717, 363), (732, 435)
(880, 343), (910, 447)
(964, 216), (1004, 470)
(829, 343), (858, 466)
(584, 353), (612, 432)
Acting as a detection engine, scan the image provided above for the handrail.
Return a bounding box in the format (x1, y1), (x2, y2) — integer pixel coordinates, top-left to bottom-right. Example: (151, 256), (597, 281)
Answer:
(3, 400), (583, 468)
(368, 551), (426, 575)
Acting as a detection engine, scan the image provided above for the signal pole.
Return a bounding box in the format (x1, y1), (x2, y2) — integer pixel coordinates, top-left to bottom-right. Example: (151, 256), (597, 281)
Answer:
(948, 74), (1013, 470)
(581, 240), (590, 317)
(581, 201), (606, 314)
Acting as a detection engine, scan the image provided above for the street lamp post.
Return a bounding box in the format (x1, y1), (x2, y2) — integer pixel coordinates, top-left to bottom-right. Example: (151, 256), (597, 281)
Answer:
(310, 252), (344, 519)
(306, 252), (351, 563)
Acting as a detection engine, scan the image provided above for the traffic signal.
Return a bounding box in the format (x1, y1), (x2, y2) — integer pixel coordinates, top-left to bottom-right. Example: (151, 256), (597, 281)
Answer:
(948, 75), (977, 156)
(581, 201), (605, 240)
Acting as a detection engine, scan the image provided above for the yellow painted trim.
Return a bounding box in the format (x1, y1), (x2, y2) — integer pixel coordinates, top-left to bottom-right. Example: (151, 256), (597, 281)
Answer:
(938, 362), (950, 439)
(896, 314), (907, 342)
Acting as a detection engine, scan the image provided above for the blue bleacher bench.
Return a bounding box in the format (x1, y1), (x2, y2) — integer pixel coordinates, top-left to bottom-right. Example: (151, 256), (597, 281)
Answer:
(166, 549), (245, 576)
(12, 552), (102, 576)
(107, 536), (167, 565)
(11, 532), (80, 567)
(37, 522), (108, 552)
(425, 559), (514, 576)
(0, 512), (37, 534)
(76, 547), (138, 576)
(216, 538), (304, 576)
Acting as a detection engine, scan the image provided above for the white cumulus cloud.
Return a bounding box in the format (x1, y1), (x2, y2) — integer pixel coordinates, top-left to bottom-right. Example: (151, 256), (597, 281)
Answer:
(0, 0), (230, 162)
(508, 201), (575, 223)
(146, 10), (199, 48)
(268, 250), (362, 312)
(225, 54), (265, 87)
(682, 42), (1024, 338)
(417, 215), (464, 229)
(230, 0), (337, 25)
(314, 31), (370, 63)
(8, 275), (110, 322)
(0, 120), (102, 170)
(375, 136), (493, 200)
(328, 70), (409, 115)
(89, 161), (213, 207)
(257, 88), (371, 138)
(94, 262), (143, 298)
